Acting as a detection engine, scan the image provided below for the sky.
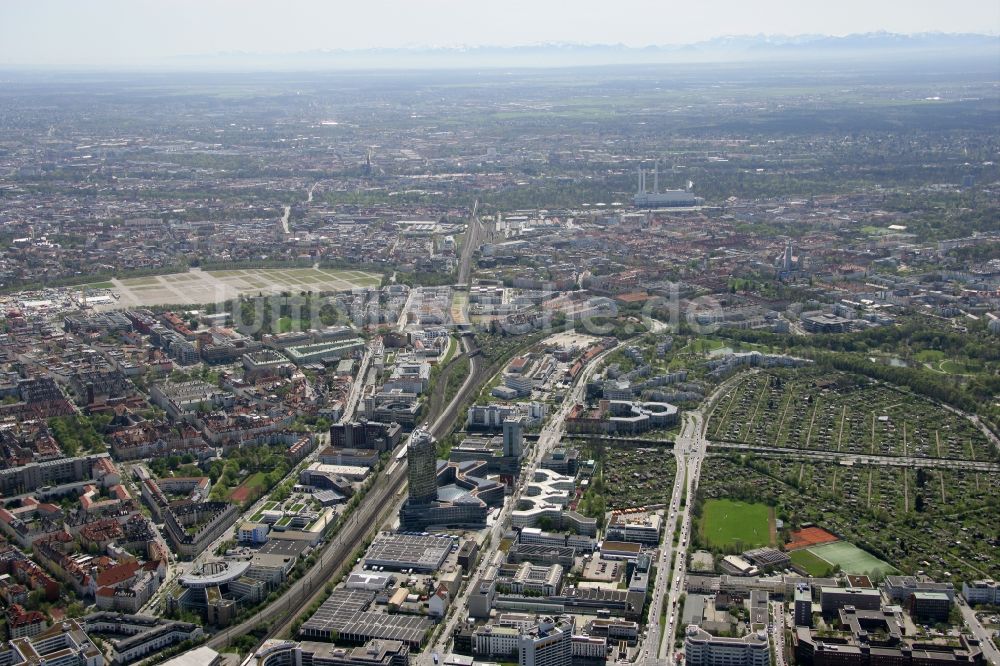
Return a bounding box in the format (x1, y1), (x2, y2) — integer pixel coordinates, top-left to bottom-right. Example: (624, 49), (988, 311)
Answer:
(1, 0), (998, 67)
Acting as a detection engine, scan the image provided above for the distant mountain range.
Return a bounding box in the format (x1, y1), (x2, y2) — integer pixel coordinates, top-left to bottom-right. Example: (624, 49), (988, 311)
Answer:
(171, 32), (999, 70)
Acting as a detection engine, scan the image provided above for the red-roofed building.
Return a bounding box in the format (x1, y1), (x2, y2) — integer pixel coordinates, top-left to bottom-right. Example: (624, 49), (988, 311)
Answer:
(6, 603), (48, 639)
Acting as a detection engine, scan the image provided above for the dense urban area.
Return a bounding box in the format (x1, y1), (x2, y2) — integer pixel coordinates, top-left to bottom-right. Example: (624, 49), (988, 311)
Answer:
(0, 44), (998, 666)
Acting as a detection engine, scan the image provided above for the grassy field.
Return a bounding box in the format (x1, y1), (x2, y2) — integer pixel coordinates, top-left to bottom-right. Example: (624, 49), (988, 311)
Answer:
(679, 337), (728, 354)
(937, 359), (972, 375)
(807, 541), (896, 576)
(277, 317), (304, 333)
(699, 498), (773, 550)
(791, 548), (836, 577)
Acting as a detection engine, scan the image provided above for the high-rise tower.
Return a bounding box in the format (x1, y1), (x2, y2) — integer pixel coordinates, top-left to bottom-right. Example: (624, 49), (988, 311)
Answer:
(502, 417), (525, 458)
(406, 427), (438, 505)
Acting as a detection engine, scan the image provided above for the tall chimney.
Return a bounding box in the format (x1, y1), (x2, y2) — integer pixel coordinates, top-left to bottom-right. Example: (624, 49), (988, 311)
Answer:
(654, 162), (659, 194)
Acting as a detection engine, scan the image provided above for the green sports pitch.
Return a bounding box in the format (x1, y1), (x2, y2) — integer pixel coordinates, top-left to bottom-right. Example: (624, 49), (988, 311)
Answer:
(790, 548), (836, 576)
(805, 541), (897, 576)
(699, 498), (774, 550)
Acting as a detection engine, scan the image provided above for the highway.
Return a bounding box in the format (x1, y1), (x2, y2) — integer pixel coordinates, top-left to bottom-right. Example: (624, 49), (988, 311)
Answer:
(641, 375), (746, 666)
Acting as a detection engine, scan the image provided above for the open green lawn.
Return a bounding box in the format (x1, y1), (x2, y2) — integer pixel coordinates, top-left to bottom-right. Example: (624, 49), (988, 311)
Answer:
(791, 548), (836, 577)
(806, 541), (897, 576)
(680, 337), (727, 354)
(699, 499), (773, 550)
(937, 359), (972, 375)
(277, 317), (304, 333)
(914, 349), (945, 363)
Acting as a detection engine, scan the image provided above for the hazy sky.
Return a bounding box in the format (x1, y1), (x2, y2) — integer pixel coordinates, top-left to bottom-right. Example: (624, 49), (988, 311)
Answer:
(1, 0), (998, 66)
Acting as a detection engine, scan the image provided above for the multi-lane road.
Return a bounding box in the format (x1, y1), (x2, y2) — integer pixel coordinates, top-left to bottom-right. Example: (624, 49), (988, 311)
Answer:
(959, 603), (1000, 666)
(653, 410), (708, 665)
(771, 600), (789, 666)
(640, 374), (746, 665)
(413, 343), (618, 666)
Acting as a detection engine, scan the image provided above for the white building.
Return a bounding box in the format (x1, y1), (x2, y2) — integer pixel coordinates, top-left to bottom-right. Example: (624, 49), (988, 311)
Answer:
(473, 625), (520, 659)
(519, 616), (574, 666)
(684, 626), (770, 666)
(963, 579), (1000, 605)
(571, 635), (608, 660)
(237, 522), (269, 545)
(606, 511), (662, 546)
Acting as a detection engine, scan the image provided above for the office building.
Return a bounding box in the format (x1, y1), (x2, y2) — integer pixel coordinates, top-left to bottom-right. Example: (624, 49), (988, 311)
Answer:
(684, 626), (770, 666)
(502, 417), (525, 458)
(539, 448), (579, 476)
(406, 428), (438, 505)
(400, 430), (501, 530)
(882, 575), (955, 602)
(0, 619), (105, 666)
(606, 511), (662, 546)
(794, 604), (985, 666)
(518, 616), (573, 666)
(908, 591), (951, 623)
(819, 587), (881, 615)
(252, 639), (409, 666)
(794, 585), (813, 627)
(963, 579), (1000, 605)
(473, 625), (520, 660)
(330, 420), (403, 453)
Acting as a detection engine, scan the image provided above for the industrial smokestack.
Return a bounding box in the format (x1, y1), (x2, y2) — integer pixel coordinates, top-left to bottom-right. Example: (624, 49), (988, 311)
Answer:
(654, 162), (659, 194)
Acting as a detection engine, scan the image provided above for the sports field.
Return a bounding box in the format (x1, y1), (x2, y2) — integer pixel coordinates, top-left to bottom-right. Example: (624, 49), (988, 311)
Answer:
(790, 548), (835, 576)
(228, 472), (269, 505)
(699, 498), (773, 550)
(805, 541), (897, 576)
(102, 267), (381, 307)
(787, 526), (840, 550)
